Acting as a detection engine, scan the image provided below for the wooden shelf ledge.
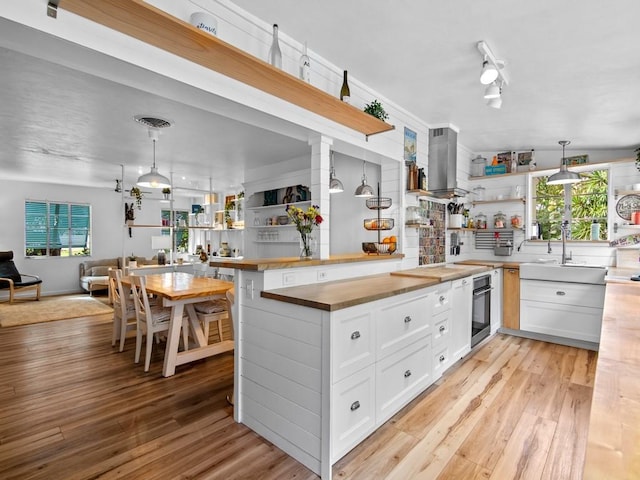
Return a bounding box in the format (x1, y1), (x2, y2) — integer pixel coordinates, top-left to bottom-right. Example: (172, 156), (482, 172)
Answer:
(58, 0), (395, 137)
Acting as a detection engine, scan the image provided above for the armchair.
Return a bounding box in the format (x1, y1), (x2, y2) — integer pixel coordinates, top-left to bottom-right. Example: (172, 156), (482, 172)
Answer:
(0, 251), (42, 303)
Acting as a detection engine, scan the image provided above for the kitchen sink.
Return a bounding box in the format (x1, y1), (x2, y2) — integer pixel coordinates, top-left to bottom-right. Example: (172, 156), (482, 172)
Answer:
(520, 263), (607, 285)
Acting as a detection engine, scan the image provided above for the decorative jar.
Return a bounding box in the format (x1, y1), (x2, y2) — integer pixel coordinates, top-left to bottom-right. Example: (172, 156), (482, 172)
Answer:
(475, 213), (487, 229)
(494, 211), (506, 229)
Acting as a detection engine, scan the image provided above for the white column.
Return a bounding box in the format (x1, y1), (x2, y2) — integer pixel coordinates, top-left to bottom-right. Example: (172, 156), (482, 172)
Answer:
(309, 134), (333, 259)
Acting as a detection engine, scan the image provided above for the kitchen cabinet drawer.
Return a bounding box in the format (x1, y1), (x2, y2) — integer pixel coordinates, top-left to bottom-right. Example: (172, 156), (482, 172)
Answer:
(331, 364), (376, 461)
(376, 336), (432, 425)
(332, 308), (375, 384)
(432, 310), (451, 349)
(433, 345), (450, 379)
(520, 279), (605, 309)
(520, 300), (602, 343)
(376, 292), (431, 359)
(432, 283), (451, 316)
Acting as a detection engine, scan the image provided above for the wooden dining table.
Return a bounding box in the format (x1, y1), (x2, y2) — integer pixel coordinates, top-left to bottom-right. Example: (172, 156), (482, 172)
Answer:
(121, 272), (234, 377)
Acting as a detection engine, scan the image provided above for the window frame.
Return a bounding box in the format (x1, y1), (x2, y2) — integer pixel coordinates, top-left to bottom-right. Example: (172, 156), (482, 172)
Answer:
(25, 200), (92, 257)
(527, 164), (611, 243)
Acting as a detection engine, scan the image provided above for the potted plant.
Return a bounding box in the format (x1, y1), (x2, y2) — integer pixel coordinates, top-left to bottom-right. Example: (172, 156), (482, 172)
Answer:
(162, 187), (171, 200)
(363, 99), (389, 121)
(224, 199), (235, 229)
(128, 253), (137, 269)
(130, 186), (143, 209)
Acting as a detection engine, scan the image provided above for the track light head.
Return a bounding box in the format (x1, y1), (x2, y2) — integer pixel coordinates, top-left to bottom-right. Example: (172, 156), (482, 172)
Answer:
(483, 83), (501, 99)
(480, 60), (498, 85)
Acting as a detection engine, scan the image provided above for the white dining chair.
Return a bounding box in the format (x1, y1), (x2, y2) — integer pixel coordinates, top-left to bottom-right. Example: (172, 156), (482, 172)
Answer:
(130, 275), (189, 372)
(194, 296), (227, 342)
(109, 268), (137, 352)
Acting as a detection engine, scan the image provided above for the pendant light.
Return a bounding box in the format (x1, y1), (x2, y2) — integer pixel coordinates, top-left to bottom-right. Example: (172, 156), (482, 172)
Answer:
(354, 160), (374, 197)
(137, 127), (171, 189)
(547, 140), (582, 185)
(329, 151), (344, 194)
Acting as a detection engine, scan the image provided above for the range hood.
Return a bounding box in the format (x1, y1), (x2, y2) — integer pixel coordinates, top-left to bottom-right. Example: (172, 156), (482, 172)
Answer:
(427, 127), (469, 199)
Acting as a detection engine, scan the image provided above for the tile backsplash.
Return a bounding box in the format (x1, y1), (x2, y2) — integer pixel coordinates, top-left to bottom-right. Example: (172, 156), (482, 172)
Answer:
(419, 200), (446, 265)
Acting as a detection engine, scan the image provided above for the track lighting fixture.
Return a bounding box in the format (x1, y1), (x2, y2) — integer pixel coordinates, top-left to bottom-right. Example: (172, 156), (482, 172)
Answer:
(547, 140), (582, 185)
(477, 41), (508, 108)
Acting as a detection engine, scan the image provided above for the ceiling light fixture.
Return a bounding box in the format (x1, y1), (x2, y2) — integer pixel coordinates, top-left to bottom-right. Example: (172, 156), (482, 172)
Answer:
(477, 41), (508, 107)
(354, 161), (374, 197)
(134, 115), (172, 189)
(547, 140), (582, 185)
(329, 151), (344, 194)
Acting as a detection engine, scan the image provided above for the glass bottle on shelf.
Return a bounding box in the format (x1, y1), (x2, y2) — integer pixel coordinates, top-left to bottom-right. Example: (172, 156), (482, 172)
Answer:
(494, 211), (506, 228)
(268, 24), (282, 68)
(299, 41), (310, 82)
(340, 70), (350, 103)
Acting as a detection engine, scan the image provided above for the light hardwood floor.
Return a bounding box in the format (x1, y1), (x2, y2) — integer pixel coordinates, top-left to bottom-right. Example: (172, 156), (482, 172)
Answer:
(0, 307), (596, 479)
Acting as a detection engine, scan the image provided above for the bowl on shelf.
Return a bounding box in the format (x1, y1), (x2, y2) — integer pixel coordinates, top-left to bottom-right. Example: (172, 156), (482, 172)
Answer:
(363, 218), (394, 230)
(277, 215), (289, 225)
(365, 197), (392, 209)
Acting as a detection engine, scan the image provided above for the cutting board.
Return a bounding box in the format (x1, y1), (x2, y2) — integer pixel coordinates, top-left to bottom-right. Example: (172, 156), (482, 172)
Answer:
(616, 247), (640, 269)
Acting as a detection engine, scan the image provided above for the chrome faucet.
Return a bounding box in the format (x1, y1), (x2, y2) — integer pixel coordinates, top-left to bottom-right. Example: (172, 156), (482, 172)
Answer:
(547, 237), (552, 254)
(561, 220), (572, 264)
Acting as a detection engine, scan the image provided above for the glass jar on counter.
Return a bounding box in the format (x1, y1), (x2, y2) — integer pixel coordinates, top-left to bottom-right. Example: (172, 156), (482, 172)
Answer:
(510, 214), (523, 229)
(475, 213), (487, 229)
(494, 211), (506, 229)
(405, 206), (420, 225)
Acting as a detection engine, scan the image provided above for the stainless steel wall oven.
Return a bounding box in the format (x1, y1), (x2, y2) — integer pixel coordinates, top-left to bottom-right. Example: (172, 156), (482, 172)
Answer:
(471, 274), (492, 347)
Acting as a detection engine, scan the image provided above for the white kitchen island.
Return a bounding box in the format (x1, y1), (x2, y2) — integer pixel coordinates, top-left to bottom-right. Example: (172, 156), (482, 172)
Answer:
(217, 255), (490, 479)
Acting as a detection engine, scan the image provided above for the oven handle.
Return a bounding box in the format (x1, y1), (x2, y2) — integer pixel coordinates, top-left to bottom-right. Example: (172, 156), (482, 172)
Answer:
(473, 286), (493, 296)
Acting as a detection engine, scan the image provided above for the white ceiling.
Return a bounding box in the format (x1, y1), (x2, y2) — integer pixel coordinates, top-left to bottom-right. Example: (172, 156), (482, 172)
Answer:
(1, 1), (639, 192)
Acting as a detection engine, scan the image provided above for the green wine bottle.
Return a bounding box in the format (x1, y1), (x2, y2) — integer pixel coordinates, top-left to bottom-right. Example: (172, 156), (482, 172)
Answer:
(340, 70), (350, 103)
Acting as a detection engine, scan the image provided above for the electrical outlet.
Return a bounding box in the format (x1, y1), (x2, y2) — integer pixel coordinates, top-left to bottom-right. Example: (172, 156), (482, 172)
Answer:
(283, 273), (296, 286)
(245, 279), (254, 300)
(317, 271), (328, 281)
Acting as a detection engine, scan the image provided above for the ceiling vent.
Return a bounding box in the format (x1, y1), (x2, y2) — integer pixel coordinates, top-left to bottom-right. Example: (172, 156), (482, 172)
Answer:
(133, 115), (172, 129)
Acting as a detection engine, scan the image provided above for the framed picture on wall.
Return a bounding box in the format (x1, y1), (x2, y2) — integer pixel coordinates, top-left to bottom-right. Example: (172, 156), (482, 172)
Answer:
(404, 127), (417, 165)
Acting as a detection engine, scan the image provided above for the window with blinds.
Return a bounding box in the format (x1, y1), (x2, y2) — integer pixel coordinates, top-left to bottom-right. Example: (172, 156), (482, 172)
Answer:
(25, 201), (91, 257)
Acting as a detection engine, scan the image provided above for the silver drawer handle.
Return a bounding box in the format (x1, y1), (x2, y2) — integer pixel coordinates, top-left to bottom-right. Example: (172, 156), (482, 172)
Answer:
(439, 295), (446, 303)
(439, 325), (445, 333)
(556, 291), (566, 296)
(404, 316), (412, 323)
(350, 400), (360, 411)
(404, 369), (412, 378)
(439, 355), (445, 362)
(351, 331), (361, 340)
(462, 279), (468, 285)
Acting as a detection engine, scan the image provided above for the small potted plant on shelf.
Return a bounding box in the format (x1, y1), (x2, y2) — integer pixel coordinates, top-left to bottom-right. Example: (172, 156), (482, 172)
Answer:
(224, 199), (235, 229)
(162, 187), (171, 200)
(128, 253), (137, 269)
(130, 186), (143, 209)
(363, 99), (389, 121)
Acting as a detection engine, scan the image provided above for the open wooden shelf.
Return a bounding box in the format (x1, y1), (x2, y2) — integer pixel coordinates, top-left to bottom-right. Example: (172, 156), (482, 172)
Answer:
(59, 0), (394, 138)
(472, 198), (525, 206)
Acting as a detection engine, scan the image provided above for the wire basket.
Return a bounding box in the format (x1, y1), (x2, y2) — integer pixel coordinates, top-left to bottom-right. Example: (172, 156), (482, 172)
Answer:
(365, 197), (392, 209)
(363, 218), (394, 230)
(362, 242), (397, 255)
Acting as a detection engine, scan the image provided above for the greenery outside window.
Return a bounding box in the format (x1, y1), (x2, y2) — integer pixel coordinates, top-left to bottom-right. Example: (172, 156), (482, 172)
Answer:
(161, 209), (189, 252)
(25, 201), (91, 257)
(530, 167), (609, 241)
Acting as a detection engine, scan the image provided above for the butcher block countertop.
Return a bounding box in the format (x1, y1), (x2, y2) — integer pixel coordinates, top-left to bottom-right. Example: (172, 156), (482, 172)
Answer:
(210, 253), (403, 271)
(261, 273), (439, 311)
(455, 259), (523, 269)
(583, 282), (640, 479)
(390, 264), (491, 281)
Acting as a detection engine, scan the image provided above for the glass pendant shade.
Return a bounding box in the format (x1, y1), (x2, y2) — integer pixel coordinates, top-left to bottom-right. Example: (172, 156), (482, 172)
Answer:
(137, 138), (171, 189)
(480, 60), (498, 85)
(548, 140), (582, 185)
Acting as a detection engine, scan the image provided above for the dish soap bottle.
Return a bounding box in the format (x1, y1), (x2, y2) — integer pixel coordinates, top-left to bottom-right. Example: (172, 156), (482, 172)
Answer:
(590, 219), (600, 240)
